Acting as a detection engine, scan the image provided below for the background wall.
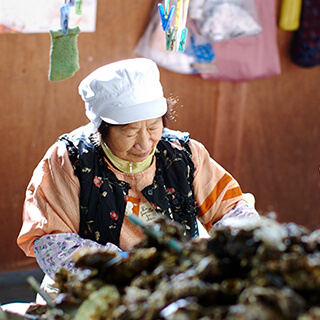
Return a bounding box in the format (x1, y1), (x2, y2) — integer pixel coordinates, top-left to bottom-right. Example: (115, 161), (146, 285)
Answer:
(0, 0), (319, 272)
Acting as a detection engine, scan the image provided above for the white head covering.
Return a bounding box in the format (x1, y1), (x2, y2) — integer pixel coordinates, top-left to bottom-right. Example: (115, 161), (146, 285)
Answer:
(78, 58), (168, 129)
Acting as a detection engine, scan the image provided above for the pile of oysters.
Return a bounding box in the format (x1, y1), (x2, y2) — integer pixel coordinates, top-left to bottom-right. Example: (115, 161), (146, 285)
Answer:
(26, 215), (320, 320)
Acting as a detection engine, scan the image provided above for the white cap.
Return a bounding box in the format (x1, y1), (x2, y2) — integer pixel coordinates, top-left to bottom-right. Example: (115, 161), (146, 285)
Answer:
(78, 58), (168, 128)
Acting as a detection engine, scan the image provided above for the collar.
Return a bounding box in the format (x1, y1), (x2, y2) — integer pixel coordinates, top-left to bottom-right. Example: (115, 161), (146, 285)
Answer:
(101, 143), (155, 174)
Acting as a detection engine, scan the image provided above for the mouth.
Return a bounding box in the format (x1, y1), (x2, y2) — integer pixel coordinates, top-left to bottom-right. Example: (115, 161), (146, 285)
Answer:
(130, 148), (153, 160)
(133, 151), (151, 159)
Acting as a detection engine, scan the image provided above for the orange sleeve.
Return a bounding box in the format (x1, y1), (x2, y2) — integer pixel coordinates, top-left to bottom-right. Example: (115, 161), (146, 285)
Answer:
(189, 139), (246, 232)
(17, 141), (81, 257)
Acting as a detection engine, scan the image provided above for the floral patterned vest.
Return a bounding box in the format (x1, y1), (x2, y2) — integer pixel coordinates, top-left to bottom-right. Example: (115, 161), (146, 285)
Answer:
(58, 124), (199, 247)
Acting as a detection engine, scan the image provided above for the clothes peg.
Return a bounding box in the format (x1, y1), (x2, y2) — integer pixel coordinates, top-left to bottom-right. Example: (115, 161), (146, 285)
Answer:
(178, 27), (188, 52)
(68, 0), (75, 6)
(158, 4), (166, 31)
(158, 3), (175, 32)
(177, 0), (190, 52)
(75, 0), (83, 15)
(168, 0), (181, 51)
(60, 4), (70, 35)
(166, 26), (178, 51)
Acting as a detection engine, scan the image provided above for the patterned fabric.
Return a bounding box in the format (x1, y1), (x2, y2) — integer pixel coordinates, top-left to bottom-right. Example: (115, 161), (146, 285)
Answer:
(141, 128), (200, 237)
(32, 200), (258, 279)
(60, 125), (129, 247)
(58, 125), (199, 247)
(291, 0), (320, 67)
(33, 233), (120, 279)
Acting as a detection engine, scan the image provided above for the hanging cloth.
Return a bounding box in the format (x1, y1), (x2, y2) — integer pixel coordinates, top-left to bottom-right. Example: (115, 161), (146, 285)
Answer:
(290, 0), (320, 68)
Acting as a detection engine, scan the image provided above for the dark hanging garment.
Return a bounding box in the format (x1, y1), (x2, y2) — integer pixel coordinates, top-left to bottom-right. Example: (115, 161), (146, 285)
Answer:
(291, 0), (320, 68)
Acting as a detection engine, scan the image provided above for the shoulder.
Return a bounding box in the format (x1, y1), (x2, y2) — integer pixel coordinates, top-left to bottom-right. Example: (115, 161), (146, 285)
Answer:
(58, 123), (96, 145)
(58, 123), (98, 160)
(32, 140), (76, 183)
(188, 138), (214, 170)
(47, 140), (76, 167)
(188, 138), (208, 155)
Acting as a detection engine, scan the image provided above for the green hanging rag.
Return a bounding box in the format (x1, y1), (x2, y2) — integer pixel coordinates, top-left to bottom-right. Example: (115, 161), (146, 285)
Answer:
(48, 26), (80, 82)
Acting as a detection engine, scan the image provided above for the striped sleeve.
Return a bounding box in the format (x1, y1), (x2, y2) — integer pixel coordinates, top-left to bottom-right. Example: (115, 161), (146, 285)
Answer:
(17, 141), (81, 257)
(189, 139), (246, 232)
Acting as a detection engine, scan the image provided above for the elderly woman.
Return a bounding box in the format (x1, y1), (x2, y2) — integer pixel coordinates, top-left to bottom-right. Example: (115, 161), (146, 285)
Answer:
(17, 58), (258, 300)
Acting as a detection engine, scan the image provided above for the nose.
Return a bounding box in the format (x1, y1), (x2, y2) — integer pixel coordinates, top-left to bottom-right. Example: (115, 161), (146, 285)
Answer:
(134, 131), (152, 150)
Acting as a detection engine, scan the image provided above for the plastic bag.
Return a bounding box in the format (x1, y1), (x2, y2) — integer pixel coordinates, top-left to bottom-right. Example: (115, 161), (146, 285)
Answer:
(134, 6), (217, 75)
(189, 0), (262, 42)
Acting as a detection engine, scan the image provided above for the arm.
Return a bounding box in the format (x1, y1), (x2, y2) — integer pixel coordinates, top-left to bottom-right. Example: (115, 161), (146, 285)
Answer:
(33, 233), (121, 279)
(17, 141), (122, 279)
(189, 139), (259, 233)
(17, 141), (81, 257)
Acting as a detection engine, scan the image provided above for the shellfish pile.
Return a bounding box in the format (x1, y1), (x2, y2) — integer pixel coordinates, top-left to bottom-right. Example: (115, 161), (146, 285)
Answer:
(26, 215), (320, 320)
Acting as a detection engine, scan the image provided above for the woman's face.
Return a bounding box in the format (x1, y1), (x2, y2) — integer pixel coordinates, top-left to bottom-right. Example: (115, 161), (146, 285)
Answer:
(104, 117), (163, 163)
